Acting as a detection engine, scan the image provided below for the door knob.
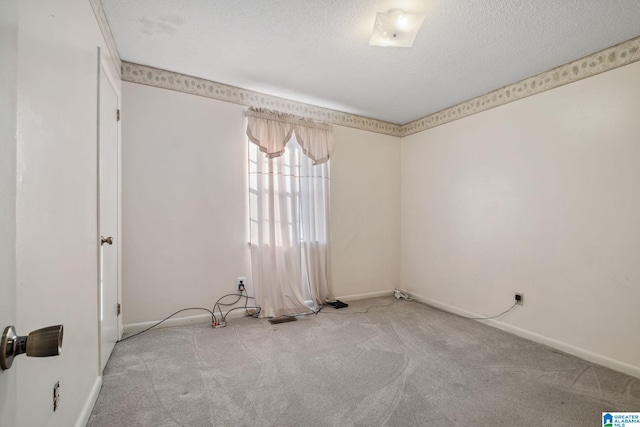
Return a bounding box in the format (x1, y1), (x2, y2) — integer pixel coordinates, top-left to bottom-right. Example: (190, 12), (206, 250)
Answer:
(101, 236), (113, 246)
(1, 325), (64, 370)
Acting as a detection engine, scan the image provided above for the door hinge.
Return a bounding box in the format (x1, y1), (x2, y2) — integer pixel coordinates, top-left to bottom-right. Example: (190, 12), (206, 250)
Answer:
(116, 109), (121, 121)
(117, 303), (121, 316)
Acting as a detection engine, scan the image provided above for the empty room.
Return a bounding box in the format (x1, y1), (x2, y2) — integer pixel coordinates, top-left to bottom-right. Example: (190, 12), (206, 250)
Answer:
(1, 1), (640, 426)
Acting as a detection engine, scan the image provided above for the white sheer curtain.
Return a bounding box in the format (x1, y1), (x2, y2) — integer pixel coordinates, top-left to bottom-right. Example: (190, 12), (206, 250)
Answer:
(247, 108), (334, 318)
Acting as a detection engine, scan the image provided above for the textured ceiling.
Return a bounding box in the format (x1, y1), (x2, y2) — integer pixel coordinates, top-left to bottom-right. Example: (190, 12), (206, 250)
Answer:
(102, 0), (640, 125)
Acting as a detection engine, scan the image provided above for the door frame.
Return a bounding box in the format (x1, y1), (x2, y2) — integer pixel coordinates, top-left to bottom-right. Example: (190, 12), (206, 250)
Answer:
(96, 47), (122, 374)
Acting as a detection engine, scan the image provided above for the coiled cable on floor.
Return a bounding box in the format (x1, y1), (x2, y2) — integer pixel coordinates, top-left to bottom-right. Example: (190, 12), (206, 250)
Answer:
(211, 290), (261, 324)
(118, 290), (263, 341)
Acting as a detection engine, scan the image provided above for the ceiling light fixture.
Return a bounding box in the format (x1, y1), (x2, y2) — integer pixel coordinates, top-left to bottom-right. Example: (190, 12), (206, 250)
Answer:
(369, 9), (425, 48)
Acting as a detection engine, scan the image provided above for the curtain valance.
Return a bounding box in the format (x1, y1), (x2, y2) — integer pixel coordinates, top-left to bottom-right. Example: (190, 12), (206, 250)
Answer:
(246, 107), (334, 165)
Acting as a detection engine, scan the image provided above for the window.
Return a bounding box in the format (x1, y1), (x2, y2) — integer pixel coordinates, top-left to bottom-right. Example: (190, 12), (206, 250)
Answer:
(246, 108), (334, 317)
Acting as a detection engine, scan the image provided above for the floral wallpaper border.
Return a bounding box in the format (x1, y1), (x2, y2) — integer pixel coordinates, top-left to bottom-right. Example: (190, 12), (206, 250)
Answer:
(400, 35), (640, 137)
(122, 34), (640, 137)
(121, 62), (402, 136)
(89, 0), (121, 75)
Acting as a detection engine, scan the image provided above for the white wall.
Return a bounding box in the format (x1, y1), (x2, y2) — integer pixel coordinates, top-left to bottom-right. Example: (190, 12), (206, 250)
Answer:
(121, 82), (400, 324)
(121, 82), (251, 325)
(15, 1), (120, 425)
(331, 126), (400, 298)
(0, 1), (19, 426)
(401, 61), (640, 375)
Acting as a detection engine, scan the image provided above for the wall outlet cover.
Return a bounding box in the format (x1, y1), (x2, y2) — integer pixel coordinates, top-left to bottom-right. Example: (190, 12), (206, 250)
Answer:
(53, 381), (60, 411)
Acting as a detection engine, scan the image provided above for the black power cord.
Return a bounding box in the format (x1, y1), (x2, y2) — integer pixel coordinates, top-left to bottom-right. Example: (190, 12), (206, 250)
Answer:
(211, 289), (261, 326)
(119, 290), (263, 341)
(118, 307), (214, 342)
(316, 301), (397, 315)
(118, 291), (514, 341)
(315, 295), (518, 320)
(461, 302), (519, 320)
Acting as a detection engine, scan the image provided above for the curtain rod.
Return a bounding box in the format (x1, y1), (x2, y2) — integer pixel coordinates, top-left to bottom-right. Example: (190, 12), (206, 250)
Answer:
(246, 107), (332, 131)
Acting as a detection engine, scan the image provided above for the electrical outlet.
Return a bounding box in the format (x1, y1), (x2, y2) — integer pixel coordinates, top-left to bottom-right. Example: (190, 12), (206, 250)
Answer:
(53, 381), (60, 411)
(515, 293), (524, 306)
(237, 277), (246, 291)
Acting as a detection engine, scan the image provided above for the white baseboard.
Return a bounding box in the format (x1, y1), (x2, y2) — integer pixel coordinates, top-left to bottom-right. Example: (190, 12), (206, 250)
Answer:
(123, 308), (249, 335)
(336, 289), (394, 302)
(405, 290), (640, 379)
(76, 376), (102, 427)
(123, 291), (394, 334)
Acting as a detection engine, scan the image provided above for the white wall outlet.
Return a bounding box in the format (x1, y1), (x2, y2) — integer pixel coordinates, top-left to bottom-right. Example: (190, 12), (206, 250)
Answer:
(237, 277), (246, 290)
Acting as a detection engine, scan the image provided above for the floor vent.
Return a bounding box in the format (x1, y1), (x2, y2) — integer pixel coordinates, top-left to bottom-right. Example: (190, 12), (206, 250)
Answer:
(268, 317), (298, 325)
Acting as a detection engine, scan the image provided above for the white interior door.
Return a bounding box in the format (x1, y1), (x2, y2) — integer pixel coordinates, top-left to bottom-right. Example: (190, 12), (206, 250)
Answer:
(0, 1), (18, 424)
(0, 216), (16, 427)
(0, 149), (17, 427)
(99, 63), (119, 373)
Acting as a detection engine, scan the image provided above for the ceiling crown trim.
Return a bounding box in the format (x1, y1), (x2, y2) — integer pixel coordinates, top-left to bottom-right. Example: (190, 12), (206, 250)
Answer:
(90, 0), (122, 74)
(121, 63), (402, 137)
(121, 35), (639, 138)
(401, 35), (640, 137)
